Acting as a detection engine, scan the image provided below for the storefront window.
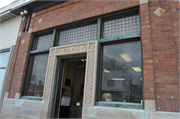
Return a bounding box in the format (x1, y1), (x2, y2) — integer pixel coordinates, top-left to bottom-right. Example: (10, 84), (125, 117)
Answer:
(99, 40), (142, 105)
(0, 51), (10, 68)
(22, 32), (53, 98)
(0, 69), (6, 96)
(0, 51), (10, 98)
(25, 53), (49, 97)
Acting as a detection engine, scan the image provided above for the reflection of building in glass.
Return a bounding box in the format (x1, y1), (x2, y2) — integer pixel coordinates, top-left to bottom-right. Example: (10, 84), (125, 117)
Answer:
(29, 75), (44, 97)
(130, 84), (142, 103)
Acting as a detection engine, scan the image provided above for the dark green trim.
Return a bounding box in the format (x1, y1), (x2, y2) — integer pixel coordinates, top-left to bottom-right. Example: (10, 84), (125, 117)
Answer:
(100, 7), (139, 19)
(56, 20), (97, 31)
(30, 35), (34, 51)
(95, 41), (101, 104)
(139, 8), (144, 109)
(52, 29), (57, 47)
(0, 48), (10, 53)
(31, 1), (64, 13)
(30, 49), (49, 54)
(97, 18), (101, 40)
(21, 96), (42, 101)
(58, 54), (86, 60)
(50, 58), (60, 118)
(0, 67), (6, 69)
(32, 29), (54, 36)
(99, 33), (140, 43)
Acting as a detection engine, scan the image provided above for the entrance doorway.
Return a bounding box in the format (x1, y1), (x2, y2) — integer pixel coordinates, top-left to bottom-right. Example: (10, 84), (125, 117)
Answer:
(51, 55), (86, 118)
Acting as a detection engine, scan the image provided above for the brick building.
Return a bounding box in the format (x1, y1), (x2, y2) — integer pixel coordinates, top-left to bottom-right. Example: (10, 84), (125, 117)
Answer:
(0, 0), (179, 119)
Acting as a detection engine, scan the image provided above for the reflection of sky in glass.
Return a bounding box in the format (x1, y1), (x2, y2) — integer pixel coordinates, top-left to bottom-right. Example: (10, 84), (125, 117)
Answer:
(103, 41), (142, 85)
(0, 69), (5, 97)
(0, 52), (10, 67)
(31, 54), (49, 83)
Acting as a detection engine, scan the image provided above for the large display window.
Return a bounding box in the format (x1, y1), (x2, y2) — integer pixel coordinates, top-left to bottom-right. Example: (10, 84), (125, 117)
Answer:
(97, 40), (143, 109)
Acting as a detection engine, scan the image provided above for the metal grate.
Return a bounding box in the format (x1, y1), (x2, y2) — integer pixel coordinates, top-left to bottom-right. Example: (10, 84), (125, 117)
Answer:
(55, 23), (97, 46)
(102, 14), (140, 38)
(32, 34), (53, 50)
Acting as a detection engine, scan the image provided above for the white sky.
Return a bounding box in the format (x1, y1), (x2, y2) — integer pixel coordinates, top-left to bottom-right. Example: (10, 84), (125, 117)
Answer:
(0, 0), (31, 9)
(0, 0), (16, 8)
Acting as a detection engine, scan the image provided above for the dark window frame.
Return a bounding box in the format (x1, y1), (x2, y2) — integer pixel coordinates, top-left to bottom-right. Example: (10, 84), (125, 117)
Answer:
(96, 38), (143, 109)
(0, 46), (15, 109)
(95, 8), (143, 109)
(21, 30), (54, 101)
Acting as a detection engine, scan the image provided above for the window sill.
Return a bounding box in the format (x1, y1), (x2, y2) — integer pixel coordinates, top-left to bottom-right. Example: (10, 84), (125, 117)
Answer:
(21, 96), (42, 101)
(95, 101), (143, 109)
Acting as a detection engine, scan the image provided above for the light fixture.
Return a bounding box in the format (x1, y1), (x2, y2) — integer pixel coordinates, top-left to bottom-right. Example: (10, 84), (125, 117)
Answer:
(20, 7), (29, 17)
(132, 67), (142, 72)
(104, 69), (110, 73)
(20, 11), (24, 16)
(111, 78), (125, 80)
(24, 10), (28, 15)
(81, 59), (86, 62)
(140, 78), (142, 80)
(119, 54), (132, 62)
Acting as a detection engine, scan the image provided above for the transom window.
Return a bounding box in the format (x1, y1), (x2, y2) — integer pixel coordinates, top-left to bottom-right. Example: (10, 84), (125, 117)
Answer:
(32, 33), (53, 50)
(55, 23), (97, 46)
(102, 14), (140, 38)
(0, 51), (10, 97)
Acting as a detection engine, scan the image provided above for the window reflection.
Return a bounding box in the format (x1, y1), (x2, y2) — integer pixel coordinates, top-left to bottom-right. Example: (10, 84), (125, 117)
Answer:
(100, 41), (142, 103)
(0, 69), (6, 96)
(26, 53), (49, 97)
(0, 52), (10, 67)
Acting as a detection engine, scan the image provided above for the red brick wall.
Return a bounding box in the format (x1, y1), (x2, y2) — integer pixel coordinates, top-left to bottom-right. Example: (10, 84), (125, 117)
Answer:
(140, 3), (155, 101)
(140, 0), (179, 112)
(6, 0), (180, 112)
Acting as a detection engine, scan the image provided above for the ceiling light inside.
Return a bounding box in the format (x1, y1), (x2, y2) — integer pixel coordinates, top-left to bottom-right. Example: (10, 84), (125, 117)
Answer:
(111, 78), (125, 80)
(119, 54), (132, 62)
(104, 69), (110, 73)
(132, 67), (142, 72)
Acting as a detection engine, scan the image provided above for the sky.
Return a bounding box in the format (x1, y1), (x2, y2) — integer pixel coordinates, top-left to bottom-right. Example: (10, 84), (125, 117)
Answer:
(0, 0), (16, 8)
(0, 0), (30, 9)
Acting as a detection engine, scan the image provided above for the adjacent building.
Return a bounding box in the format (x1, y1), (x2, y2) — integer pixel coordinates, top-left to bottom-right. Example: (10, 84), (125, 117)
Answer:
(0, 0), (24, 110)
